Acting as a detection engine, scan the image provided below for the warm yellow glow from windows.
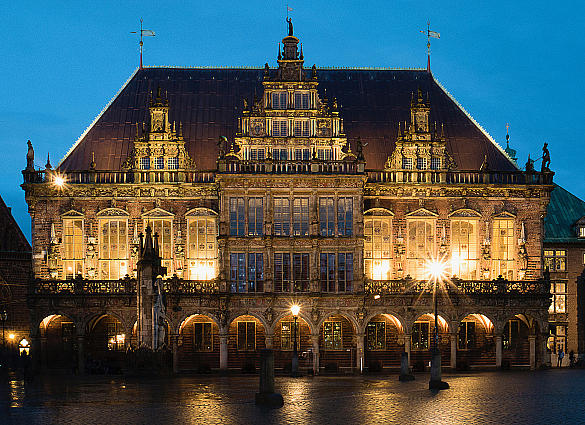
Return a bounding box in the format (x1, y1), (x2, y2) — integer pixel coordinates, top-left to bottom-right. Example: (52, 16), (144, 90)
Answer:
(189, 261), (217, 280)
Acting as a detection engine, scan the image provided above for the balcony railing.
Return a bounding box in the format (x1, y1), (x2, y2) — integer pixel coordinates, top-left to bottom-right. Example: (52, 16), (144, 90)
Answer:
(366, 169), (554, 185)
(22, 169), (216, 185)
(365, 277), (550, 295)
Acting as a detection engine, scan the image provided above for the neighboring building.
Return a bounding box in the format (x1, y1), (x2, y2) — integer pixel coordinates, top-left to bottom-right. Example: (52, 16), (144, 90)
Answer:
(0, 194), (32, 366)
(22, 26), (554, 374)
(544, 184), (585, 365)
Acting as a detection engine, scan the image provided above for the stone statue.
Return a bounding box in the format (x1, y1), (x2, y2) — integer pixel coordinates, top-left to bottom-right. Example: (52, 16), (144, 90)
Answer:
(542, 142), (550, 172)
(287, 17), (293, 36)
(218, 135), (227, 158)
(26, 140), (34, 170)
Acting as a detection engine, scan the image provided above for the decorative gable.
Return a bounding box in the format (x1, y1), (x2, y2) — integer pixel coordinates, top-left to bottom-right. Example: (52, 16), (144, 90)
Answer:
(141, 208), (175, 219)
(492, 211), (516, 219)
(364, 208), (394, 217)
(96, 208), (130, 217)
(60, 209), (84, 218)
(449, 208), (482, 218)
(405, 207), (438, 218)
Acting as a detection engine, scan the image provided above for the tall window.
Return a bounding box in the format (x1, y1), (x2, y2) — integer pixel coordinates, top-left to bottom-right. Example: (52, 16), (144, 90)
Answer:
(272, 120), (288, 137)
(293, 197), (309, 236)
(492, 219), (515, 279)
(366, 322), (386, 350)
(294, 120), (310, 137)
(320, 253), (353, 292)
(337, 197), (353, 236)
(281, 321), (300, 350)
(140, 157), (151, 170)
(458, 321), (475, 350)
(544, 250), (566, 272)
(154, 157), (164, 169)
(412, 321), (429, 350)
(187, 216), (217, 280)
(168, 157), (179, 169)
(294, 91), (310, 109)
(272, 92), (287, 109)
(229, 197), (245, 236)
(274, 197), (291, 236)
(107, 323), (125, 351)
(402, 157), (413, 169)
(320, 197), (335, 236)
(194, 322), (213, 351)
(248, 197), (264, 236)
(237, 321), (256, 351)
(549, 281), (566, 314)
(451, 219), (479, 279)
(407, 219), (435, 279)
(323, 321), (342, 349)
(364, 217), (392, 280)
(99, 219), (128, 280)
(63, 219), (84, 278)
(230, 253), (263, 293)
(146, 218), (173, 274)
(503, 319), (519, 350)
(274, 253), (310, 292)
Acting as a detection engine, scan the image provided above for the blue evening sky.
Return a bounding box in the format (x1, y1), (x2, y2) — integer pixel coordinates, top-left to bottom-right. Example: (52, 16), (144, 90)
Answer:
(1, 1), (583, 240)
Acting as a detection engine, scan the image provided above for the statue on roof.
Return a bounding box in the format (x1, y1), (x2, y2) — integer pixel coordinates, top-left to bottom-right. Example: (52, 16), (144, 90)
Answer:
(541, 142), (550, 172)
(287, 17), (293, 36)
(26, 140), (34, 170)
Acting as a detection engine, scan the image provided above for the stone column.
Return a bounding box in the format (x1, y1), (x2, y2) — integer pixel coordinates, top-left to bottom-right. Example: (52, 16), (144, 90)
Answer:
(450, 333), (457, 370)
(219, 333), (229, 375)
(495, 334), (503, 368)
(77, 335), (85, 374)
(404, 334), (412, 367)
(355, 333), (365, 373)
(310, 334), (320, 375)
(172, 334), (179, 373)
(542, 333), (551, 368)
(529, 335), (537, 370)
(265, 333), (274, 350)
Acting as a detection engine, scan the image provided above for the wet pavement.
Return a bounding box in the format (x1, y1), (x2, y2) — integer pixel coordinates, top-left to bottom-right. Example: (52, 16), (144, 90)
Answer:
(1, 369), (584, 424)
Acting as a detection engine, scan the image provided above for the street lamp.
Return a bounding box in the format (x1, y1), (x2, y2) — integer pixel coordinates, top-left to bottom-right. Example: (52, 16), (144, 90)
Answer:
(290, 305), (301, 377)
(0, 310), (7, 348)
(427, 258), (449, 390)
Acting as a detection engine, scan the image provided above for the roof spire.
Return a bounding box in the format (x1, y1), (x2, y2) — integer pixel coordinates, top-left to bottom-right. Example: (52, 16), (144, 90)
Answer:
(504, 123), (517, 162)
(420, 20), (440, 73)
(131, 19), (155, 70)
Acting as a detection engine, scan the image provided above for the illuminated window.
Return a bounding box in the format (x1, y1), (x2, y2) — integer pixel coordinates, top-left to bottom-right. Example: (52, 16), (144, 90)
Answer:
(580, 227), (585, 238)
(168, 157), (179, 169)
(406, 219), (435, 279)
(544, 250), (566, 272)
(417, 158), (427, 170)
(549, 281), (566, 314)
(294, 119), (310, 137)
(320, 253), (353, 292)
(154, 157), (164, 169)
(187, 215), (217, 280)
(230, 253), (263, 293)
(451, 219), (479, 279)
(194, 322), (213, 351)
(272, 92), (287, 109)
(323, 321), (342, 349)
(140, 157), (150, 170)
(366, 322), (386, 350)
(107, 322), (125, 351)
(274, 253), (309, 292)
(281, 321), (300, 350)
(294, 91), (310, 109)
(412, 321), (429, 350)
(364, 216), (392, 280)
(99, 219), (128, 280)
(145, 218), (173, 275)
(554, 325), (566, 354)
(492, 219), (515, 280)
(237, 321), (256, 351)
(458, 321), (475, 350)
(503, 319), (519, 350)
(272, 120), (288, 136)
(293, 197), (310, 236)
(63, 219), (84, 278)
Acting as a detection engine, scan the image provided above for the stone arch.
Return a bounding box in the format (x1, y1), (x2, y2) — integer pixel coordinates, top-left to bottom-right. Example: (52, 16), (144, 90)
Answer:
(177, 312), (220, 335)
(409, 311), (451, 335)
(226, 310), (270, 332)
(271, 309), (313, 335)
(360, 310), (406, 335)
(37, 313), (79, 369)
(177, 312), (221, 373)
(83, 312), (129, 365)
(362, 311), (407, 371)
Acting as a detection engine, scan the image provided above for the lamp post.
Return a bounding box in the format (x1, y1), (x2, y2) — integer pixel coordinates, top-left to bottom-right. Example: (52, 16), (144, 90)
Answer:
(428, 260), (449, 390)
(290, 305), (301, 377)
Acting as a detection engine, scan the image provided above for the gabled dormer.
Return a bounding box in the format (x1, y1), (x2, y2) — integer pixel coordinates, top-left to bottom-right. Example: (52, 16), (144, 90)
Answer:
(385, 87), (455, 173)
(232, 22), (353, 166)
(122, 86), (195, 172)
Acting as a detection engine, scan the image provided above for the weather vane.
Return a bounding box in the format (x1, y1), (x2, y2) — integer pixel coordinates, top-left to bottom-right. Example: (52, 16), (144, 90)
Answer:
(131, 19), (155, 70)
(420, 20), (440, 72)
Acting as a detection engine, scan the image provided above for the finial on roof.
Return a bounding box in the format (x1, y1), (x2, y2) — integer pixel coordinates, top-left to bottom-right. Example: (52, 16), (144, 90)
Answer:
(300, 43), (303, 60)
(45, 153), (52, 170)
(278, 43), (282, 60)
(179, 122), (183, 137)
(287, 17), (293, 36)
(90, 152), (96, 170)
(504, 123), (517, 162)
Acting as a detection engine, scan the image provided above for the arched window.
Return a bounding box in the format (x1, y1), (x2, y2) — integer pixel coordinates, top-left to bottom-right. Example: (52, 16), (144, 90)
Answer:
(186, 209), (218, 280)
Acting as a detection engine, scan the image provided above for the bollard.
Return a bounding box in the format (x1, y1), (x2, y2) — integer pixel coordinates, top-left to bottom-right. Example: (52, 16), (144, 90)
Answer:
(255, 349), (284, 406)
(429, 348), (449, 390)
(398, 351), (415, 381)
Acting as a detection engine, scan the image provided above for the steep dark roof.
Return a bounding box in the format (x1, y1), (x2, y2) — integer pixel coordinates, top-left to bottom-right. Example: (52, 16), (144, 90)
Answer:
(0, 195), (31, 253)
(58, 67), (518, 172)
(544, 185), (585, 244)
